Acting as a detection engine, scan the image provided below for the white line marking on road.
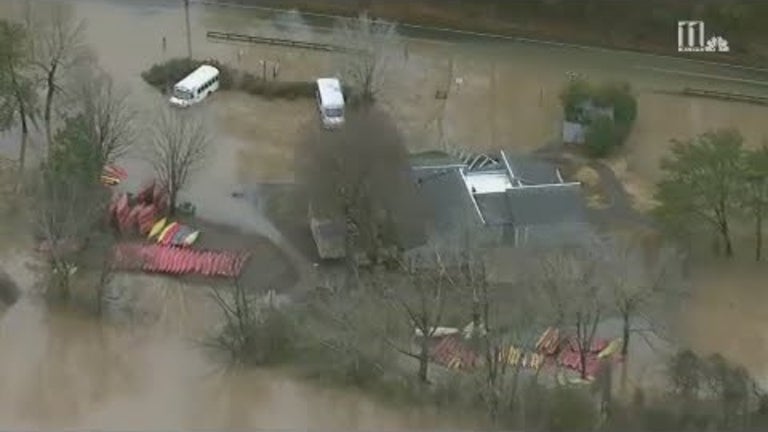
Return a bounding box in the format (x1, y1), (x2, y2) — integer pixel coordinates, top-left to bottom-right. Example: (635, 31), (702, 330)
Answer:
(196, 0), (768, 74)
(635, 66), (768, 86)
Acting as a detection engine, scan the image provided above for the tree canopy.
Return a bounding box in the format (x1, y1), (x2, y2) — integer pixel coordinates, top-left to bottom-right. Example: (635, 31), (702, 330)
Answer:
(654, 129), (744, 256)
(560, 79), (637, 157)
(297, 107), (425, 264)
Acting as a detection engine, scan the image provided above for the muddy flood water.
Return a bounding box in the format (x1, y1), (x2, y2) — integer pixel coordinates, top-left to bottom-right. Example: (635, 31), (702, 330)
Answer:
(0, 248), (476, 430)
(0, 2), (473, 427)
(3, 0), (768, 428)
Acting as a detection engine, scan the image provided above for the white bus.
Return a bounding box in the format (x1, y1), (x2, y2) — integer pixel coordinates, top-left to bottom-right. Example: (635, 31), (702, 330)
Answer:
(315, 78), (345, 128)
(169, 65), (220, 108)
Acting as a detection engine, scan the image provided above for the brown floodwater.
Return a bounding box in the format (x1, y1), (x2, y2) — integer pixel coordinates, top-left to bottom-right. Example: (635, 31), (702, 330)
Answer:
(3, 1), (768, 427)
(680, 258), (768, 388)
(0, 247), (478, 430)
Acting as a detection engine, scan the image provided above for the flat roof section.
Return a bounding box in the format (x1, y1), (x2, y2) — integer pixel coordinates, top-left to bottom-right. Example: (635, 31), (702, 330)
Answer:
(175, 65), (219, 92)
(316, 78), (344, 107)
(463, 171), (513, 194)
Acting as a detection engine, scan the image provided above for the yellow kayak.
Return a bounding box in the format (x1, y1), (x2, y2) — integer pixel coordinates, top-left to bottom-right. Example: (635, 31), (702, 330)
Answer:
(148, 218), (167, 240)
(157, 221), (178, 244)
(598, 338), (622, 359)
(100, 175), (120, 186)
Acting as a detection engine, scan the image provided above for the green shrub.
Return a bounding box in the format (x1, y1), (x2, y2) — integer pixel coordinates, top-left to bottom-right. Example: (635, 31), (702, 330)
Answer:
(585, 116), (621, 158)
(594, 81), (638, 130)
(141, 58), (234, 93)
(212, 304), (299, 365)
(547, 386), (597, 432)
(142, 58), (317, 100)
(560, 78), (593, 122)
(561, 79), (638, 157)
(240, 74), (316, 99)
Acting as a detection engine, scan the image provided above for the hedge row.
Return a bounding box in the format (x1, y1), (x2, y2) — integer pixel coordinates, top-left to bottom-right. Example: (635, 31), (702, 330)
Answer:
(141, 58), (318, 100)
(141, 58), (236, 93)
(239, 74), (316, 100)
(560, 79), (638, 158)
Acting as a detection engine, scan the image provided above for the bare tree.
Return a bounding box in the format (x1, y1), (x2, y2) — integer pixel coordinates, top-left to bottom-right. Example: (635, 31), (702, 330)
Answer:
(531, 244), (611, 381)
(599, 236), (686, 393)
(304, 281), (394, 383)
(30, 3), (87, 148)
(209, 278), (257, 362)
(742, 146), (768, 261)
(333, 13), (403, 103)
(31, 68), (132, 299)
(0, 19), (38, 189)
(378, 249), (460, 384)
(69, 68), (135, 166)
(207, 278), (296, 366)
(297, 107), (424, 267)
(665, 349), (763, 430)
(458, 244), (545, 425)
(35, 167), (107, 299)
(146, 108), (210, 216)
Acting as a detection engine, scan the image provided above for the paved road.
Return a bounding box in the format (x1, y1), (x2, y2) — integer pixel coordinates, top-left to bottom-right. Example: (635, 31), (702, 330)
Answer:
(77, 0), (768, 97)
(11, 0), (756, 269)
(193, 1), (768, 91)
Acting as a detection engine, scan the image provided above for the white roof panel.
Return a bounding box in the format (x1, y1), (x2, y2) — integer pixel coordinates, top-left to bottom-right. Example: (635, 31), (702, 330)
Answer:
(464, 171), (513, 194)
(316, 78), (344, 107)
(175, 65), (219, 91)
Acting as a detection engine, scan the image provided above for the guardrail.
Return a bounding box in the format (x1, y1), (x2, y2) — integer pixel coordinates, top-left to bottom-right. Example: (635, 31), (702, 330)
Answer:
(681, 88), (768, 106)
(207, 30), (350, 52)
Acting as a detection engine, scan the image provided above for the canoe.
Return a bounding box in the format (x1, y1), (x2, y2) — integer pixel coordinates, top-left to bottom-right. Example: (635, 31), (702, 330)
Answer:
(103, 164), (128, 180)
(183, 231), (200, 246)
(148, 218), (168, 240)
(171, 226), (193, 246)
(157, 222), (178, 244)
(161, 223), (182, 245)
(100, 175), (120, 186)
(597, 338), (622, 359)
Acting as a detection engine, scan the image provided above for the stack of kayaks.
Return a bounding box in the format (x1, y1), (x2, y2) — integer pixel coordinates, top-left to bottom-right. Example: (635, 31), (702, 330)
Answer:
(147, 218), (200, 247)
(101, 164), (128, 186)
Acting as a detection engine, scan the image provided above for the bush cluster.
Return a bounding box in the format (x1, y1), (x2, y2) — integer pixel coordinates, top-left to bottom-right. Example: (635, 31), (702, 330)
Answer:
(142, 58), (318, 100)
(239, 74), (316, 99)
(141, 58), (236, 93)
(560, 78), (638, 158)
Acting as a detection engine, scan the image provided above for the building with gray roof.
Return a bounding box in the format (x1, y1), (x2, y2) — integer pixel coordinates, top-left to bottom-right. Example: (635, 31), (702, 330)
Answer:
(310, 149), (591, 260)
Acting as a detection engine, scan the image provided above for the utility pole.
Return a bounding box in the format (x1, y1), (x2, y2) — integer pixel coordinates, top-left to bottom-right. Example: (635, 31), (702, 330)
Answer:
(184, 0), (192, 59)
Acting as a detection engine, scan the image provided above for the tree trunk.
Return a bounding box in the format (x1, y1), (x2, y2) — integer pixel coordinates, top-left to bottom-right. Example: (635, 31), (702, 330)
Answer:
(168, 187), (177, 216)
(418, 337), (429, 383)
(755, 209), (763, 262)
(600, 360), (613, 426)
(577, 315), (589, 380)
(9, 62), (29, 193)
(621, 310), (630, 357)
(721, 219), (733, 257)
(44, 65), (57, 150)
(15, 106), (29, 193)
(620, 309), (630, 394)
(509, 359), (523, 418)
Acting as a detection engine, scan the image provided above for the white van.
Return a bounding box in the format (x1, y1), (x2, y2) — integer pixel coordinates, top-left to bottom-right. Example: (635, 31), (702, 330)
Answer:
(169, 65), (220, 108)
(315, 78), (345, 128)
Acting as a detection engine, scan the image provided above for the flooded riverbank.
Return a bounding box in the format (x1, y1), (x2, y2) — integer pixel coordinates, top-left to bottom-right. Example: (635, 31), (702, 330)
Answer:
(0, 247), (477, 430)
(2, 0), (768, 428)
